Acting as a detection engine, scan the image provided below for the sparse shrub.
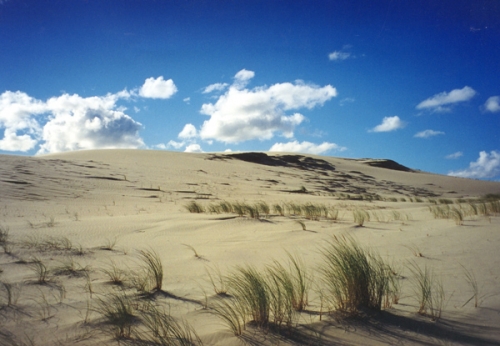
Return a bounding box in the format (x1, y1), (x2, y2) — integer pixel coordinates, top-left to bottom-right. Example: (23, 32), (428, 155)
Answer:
(319, 235), (395, 314)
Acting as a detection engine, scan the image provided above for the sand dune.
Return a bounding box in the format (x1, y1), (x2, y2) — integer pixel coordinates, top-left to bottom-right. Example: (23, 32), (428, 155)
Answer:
(0, 149), (499, 345)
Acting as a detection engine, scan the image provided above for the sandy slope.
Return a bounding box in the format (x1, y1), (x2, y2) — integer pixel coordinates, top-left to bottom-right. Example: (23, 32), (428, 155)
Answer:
(0, 149), (499, 345)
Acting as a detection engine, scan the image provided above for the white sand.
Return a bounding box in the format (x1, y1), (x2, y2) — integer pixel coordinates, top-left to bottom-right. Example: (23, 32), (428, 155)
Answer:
(0, 149), (499, 345)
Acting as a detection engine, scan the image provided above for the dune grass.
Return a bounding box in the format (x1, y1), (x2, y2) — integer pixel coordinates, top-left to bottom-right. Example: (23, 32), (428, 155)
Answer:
(1, 282), (22, 307)
(138, 249), (164, 292)
(407, 261), (445, 321)
(95, 292), (137, 339)
(135, 303), (202, 346)
(352, 209), (370, 227)
(461, 264), (479, 308)
(209, 252), (311, 335)
(319, 235), (396, 314)
(101, 261), (126, 286)
(30, 256), (50, 284)
(205, 264), (228, 296)
(185, 201), (205, 213)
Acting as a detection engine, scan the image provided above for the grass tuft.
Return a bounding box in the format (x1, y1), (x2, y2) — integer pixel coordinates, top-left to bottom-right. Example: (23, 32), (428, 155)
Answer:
(319, 235), (395, 314)
(407, 261), (445, 321)
(95, 292), (137, 339)
(138, 248), (164, 292)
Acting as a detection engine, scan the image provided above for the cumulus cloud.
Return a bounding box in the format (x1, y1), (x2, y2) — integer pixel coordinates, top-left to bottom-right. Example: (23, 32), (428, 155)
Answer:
(270, 140), (346, 155)
(184, 143), (203, 153)
(178, 124), (198, 139)
(445, 151), (463, 159)
(448, 150), (500, 179)
(370, 116), (405, 132)
(198, 69), (337, 143)
(39, 92), (143, 154)
(0, 91), (46, 151)
(139, 76), (177, 99)
(203, 83), (229, 94)
(0, 76), (181, 153)
(484, 96), (500, 113)
(416, 86), (476, 112)
(414, 129), (445, 138)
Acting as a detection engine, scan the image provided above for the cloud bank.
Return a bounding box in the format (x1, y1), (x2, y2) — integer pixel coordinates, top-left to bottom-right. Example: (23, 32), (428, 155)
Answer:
(269, 140), (346, 155)
(449, 150), (500, 179)
(416, 86), (476, 112)
(370, 116), (405, 132)
(0, 76), (176, 154)
(197, 69), (337, 143)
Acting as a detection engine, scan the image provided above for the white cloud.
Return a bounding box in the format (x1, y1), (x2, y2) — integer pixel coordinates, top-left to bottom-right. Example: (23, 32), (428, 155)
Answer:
(183, 97), (191, 104)
(198, 70), (337, 143)
(445, 151), (463, 159)
(0, 91), (46, 151)
(449, 150), (500, 179)
(0, 130), (38, 151)
(233, 69), (255, 89)
(328, 51), (351, 61)
(269, 140), (346, 155)
(203, 83), (229, 94)
(184, 143), (203, 153)
(370, 116), (405, 132)
(416, 86), (476, 112)
(166, 140), (185, 149)
(39, 92), (144, 154)
(139, 76), (177, 99)
(484, 96), (500, 113)
(414, 129), (445, 138)
(178, 124), (197, 139)
(153, 143), (167, 150)
(328, 45), (353, 61)
(0, 89), (146, 154)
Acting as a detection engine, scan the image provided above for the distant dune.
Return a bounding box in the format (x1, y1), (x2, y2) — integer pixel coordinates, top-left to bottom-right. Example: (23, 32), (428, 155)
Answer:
(0, 149), (499, 345)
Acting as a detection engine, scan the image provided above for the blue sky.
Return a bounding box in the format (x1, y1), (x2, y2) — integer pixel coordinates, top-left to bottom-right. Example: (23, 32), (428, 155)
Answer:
(1, 0), (500, 180)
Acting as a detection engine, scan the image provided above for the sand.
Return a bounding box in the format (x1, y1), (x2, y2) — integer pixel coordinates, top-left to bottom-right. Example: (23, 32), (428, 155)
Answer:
(0, 149), (499, 345)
